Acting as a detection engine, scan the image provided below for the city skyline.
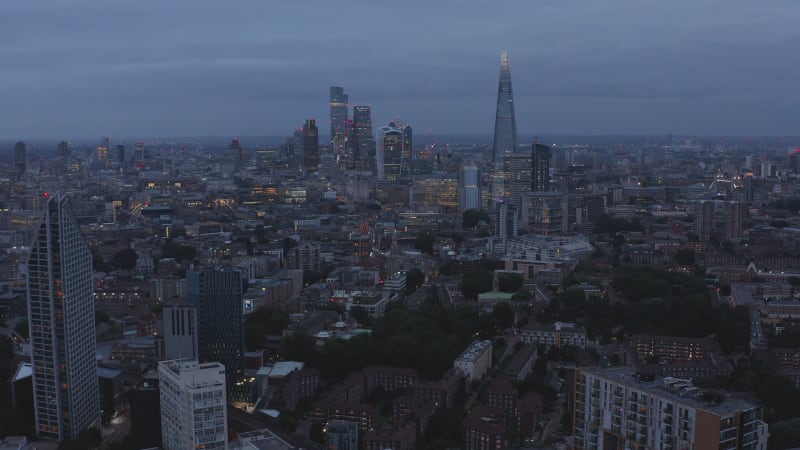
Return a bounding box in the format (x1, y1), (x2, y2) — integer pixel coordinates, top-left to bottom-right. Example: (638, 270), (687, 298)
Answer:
(1, 1), (799, 139)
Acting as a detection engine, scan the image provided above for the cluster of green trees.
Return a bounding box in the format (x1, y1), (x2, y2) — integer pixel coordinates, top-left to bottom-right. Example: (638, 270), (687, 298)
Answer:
(91, 248), (139, 272)
(405, 268), (425, 294)
(462, 209), (491, 229)
(459, 268), (523, 301)
(611, 268), (706, 302)
(769, 197), (800, 212)
(414, 232), (435, 255)
(593, 214), (644, 235)
(244, 306), (291, 349)
(160, 240), (197, 262)
(542, 269), (750, 353)
(283, 298), (505, 381)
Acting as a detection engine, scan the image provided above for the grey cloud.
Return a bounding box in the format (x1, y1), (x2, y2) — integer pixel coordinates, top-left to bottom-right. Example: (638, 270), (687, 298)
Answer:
(1, 0), (799, 138)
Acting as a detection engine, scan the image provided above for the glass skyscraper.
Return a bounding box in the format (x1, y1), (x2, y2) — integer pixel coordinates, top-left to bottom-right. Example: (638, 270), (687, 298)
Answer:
(377, 122), (404, 180)
(491, 51), (518, 203)
(330, 86), (349, 147)
(303, 118), (319, 174)
(532, 143), (551, 192)
(27, 194), (100, 440)
(353, 105), (375, 172)
(188, 269), (246, 402)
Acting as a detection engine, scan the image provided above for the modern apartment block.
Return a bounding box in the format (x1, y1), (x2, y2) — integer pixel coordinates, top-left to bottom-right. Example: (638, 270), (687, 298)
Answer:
(27, 194), (100, 440)
(454, 340), (493, 382)
(573, 367), (767, 450)
(159, 359), (228, 450)
(519, 321), (588, 349)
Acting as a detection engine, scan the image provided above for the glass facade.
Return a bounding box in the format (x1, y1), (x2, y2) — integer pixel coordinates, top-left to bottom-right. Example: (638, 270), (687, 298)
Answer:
(188, 269), (246, 402)
(27, 195), (100, 440)
(491, 51), (518, 203)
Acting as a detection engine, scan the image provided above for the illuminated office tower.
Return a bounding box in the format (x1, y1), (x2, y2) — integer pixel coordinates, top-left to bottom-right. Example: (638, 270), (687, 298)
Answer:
(97, 136), (109, 162)
(27, 194), (100, 440)
(460, 164), (481, 212)
(303, 119), (319, 174)
(330, 86), (349, 148)
(353, 106), (375, 172)
(14, 141), (26, 175)
(401, 122), (412, 175)
(188, 269), (246, 402)
(508, 152), (532, 207)
(377, 122), (403, 180)
(491, 51), (518, 203)
(532, 143), (551, 192)
(159, 360), (228, 450)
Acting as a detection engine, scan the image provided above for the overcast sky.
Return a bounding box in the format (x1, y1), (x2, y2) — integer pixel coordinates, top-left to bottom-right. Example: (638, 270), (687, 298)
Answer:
(1, 0), (798, 140)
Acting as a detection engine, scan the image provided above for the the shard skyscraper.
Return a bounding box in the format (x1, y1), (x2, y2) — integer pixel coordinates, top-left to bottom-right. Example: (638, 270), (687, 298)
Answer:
(490, 51), (518, 204)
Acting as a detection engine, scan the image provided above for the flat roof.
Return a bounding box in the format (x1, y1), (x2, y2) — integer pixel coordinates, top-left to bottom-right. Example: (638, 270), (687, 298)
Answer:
(580, 366), (760, 415)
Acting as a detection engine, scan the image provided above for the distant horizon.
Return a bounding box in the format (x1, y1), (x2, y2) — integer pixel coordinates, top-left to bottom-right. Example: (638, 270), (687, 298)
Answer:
(3, 133), (799, 154)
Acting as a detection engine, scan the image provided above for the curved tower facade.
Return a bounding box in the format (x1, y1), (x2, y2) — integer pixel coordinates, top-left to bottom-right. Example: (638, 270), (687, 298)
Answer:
(491, 51), (518, 204)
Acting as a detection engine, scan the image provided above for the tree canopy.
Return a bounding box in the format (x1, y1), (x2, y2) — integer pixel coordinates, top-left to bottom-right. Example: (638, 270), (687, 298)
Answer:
(462, 209), (491, 229)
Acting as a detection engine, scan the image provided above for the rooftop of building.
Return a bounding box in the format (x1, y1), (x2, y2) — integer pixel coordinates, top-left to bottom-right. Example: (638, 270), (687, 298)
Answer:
(580, 366), (761, 416)
(257, 361), (305, 378)
(455, 339), (492, 363)
(522, 321), (586, 334)
(232, 429), (297, 450)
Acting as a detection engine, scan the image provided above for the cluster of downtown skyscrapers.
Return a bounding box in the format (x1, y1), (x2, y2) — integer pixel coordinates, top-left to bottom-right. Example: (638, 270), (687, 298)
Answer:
(308, 53), (555, 225)
(20, 51), (550, 446)
(305, 87), (412, 181)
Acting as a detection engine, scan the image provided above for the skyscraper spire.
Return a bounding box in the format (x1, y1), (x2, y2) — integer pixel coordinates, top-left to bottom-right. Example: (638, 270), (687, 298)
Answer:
(491, 50), (518, 203)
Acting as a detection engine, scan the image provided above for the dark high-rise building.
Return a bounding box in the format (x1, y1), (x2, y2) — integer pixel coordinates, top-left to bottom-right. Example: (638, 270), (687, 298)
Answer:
(14, 141), (26, 174)
(353, 106), (375, 172)
(57, 141), (70, 159)
(303, 119), (319, 174)
(695, 201), (714, 242)
(491, 51), (518, 203)
(229, 137), (243, 170)
(330, 86), (349, 147)
(378, 122), (403, 180)
(27, 194), (100, 440)
(495, 200), (518, 241)
(115, 145), (126, 165)
(134, 142), (145, 163)
(402, 123), (412, 175)
(342, 118), (355, 167)
(188, 268), (246, 401)
(724, 201), (744, 240)
(532, 143), (551, 192)
(509, 152), (533, 208)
